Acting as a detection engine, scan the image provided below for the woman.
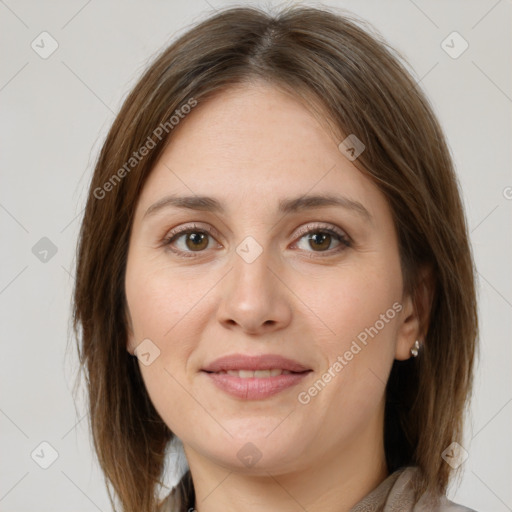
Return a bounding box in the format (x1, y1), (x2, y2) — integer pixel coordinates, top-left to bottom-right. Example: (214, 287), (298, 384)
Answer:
(72, 5), (479, 511)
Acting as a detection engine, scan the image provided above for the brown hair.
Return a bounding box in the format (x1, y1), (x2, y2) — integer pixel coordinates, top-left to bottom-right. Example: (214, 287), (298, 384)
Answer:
(71, 4), (479, 511)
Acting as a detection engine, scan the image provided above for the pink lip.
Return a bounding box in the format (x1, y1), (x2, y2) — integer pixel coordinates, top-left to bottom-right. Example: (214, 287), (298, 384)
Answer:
(201, 353), (312, 400)
(201, 353), (310, 373)
(203, 372), (310, 400)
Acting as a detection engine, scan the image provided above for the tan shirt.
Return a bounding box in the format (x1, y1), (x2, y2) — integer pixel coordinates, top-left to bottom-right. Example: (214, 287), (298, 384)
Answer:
(348, 466), (477, 511)
(159, 466), (478, 511)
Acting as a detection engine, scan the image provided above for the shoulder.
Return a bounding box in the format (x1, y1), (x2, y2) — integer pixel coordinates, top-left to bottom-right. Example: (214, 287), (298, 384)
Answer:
(394, 466), (479, 512)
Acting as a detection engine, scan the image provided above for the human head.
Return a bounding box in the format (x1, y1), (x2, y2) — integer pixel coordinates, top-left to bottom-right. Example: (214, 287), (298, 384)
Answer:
(72, 5), (478, 512)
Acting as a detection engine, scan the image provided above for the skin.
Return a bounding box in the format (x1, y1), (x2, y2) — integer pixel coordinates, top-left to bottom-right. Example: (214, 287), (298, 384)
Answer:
(125, 81), (425, 512)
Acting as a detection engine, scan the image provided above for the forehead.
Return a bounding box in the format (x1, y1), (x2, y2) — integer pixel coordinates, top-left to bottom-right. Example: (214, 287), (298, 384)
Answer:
(134, 82), (389, 224)
(165, 81), (340, 163)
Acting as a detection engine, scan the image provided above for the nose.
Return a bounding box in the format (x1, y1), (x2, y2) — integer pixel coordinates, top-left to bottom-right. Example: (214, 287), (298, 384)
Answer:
(216, 245), (292, 335)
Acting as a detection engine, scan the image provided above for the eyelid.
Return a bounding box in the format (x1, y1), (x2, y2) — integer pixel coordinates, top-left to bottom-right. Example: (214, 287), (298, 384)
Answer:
(292, 222), (350, 243)
(162, 221), (352, 257)
(164, 222), (221, 240)
(161, 223), (222, 258)
(164, 221), (349, 241)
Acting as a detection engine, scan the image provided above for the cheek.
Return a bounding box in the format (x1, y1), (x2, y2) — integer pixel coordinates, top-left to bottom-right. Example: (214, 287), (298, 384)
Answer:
(297, 269), (399, 429)
(125, 253), (230, 384)
(126, 253), (197, 337)
(297, 257), (401, 410)
(304, 264), (400, 344)
(125, 263), (203, 433)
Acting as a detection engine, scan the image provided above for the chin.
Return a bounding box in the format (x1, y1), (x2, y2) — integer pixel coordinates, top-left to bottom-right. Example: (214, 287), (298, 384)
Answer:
(187, 427), (309, 475)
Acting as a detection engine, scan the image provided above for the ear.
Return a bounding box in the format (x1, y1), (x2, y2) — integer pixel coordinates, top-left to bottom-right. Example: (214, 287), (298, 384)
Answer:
(395, 264), (436, 361)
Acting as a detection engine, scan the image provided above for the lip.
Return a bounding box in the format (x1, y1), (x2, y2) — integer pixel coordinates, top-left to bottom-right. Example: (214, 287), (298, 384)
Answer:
(201, 353), (312, 400)
(201, 353), (311, 373)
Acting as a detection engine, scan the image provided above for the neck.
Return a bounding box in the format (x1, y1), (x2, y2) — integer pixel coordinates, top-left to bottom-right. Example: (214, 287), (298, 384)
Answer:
(182, 404), (389, 512)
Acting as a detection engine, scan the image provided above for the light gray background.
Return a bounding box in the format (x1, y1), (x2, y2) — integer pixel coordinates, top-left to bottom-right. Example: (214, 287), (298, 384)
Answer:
(1, 0), (511, 510)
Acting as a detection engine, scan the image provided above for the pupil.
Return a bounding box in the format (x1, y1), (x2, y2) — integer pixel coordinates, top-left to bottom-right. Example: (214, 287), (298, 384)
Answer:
(183, 232), (332, 252)
(310, 233), (330, 250)
(187, 233), (207, 250)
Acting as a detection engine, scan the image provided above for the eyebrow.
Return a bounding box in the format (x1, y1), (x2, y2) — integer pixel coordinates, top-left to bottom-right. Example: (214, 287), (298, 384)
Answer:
(143, 193), (373, 223)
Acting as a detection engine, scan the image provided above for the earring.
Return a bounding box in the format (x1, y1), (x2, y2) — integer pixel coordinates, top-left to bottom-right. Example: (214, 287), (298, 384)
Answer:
(410, 340), (421, 357)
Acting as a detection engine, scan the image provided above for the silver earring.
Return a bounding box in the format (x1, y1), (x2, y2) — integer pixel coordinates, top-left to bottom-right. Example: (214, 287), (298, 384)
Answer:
(410, 340), (420, 357)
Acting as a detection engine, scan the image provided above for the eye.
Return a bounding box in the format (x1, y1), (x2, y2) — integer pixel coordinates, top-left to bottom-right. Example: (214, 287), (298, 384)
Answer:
(162, 222), (351, 258)
(162, 223), (220, 258)
(292, 222), (351, 257)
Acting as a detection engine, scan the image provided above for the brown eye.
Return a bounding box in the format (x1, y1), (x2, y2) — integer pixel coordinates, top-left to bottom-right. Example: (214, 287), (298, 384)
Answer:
(293, 224), (351, 256)
(164, 229), (214, 255)
(162, 222), (221, 258)
(183, 232), (209, 251)
(306, 232), (333, 251)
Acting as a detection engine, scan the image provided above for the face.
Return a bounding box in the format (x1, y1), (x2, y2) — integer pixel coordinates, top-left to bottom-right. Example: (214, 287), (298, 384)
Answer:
(124, 82), (417, 476)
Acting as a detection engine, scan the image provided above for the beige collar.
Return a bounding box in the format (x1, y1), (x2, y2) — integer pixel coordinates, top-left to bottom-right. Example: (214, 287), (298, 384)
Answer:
(161, 466), (476, 512)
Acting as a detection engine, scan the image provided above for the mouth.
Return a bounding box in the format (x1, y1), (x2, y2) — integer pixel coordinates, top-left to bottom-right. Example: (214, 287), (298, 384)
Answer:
(200, 353), (312, 400)
(201, 353), (311, 373)
(204, 368), (299, 378)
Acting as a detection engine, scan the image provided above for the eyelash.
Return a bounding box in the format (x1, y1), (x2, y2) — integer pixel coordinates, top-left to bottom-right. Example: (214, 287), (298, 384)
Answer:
(162, 222), (352, 259)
